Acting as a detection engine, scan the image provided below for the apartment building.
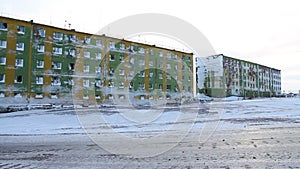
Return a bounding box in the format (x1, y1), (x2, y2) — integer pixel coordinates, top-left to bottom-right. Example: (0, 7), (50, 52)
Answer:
(196, 54), (281, 98)
(0, 16), (194, 104)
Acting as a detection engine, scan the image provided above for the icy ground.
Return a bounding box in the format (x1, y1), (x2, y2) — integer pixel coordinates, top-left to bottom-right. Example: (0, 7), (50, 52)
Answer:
(0, 97), (300, 168)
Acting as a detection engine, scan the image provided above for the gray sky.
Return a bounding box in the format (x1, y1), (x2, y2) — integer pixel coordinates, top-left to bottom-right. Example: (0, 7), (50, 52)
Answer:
(1, 0), (299, 93)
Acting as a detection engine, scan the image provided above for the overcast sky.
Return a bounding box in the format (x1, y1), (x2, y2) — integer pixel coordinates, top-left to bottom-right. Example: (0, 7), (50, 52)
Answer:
(1, 0), (299, 93)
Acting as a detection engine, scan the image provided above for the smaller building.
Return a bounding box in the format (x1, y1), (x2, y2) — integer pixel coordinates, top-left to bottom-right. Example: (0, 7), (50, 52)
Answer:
(196, 54), (281, 98)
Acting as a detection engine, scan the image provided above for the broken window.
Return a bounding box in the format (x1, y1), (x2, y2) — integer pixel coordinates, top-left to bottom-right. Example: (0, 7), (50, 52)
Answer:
(15, 75), (23, 83)
(139, 71), (145, 77)
(109, 54), (115, 61)
(0, 74), (5, 83)
(69, 48), (76, 57)
(69, 63), (75, 71)
(108, 81), (114, 88)
(0, 22), (7, 30)
(109, 67), (114, 75)
(149, 83), (153, 89)
(139, 82), (145, 89)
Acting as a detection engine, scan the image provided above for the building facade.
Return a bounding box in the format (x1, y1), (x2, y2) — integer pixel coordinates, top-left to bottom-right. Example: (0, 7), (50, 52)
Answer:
(196, 54), (281, 98)
(0, 16), (194, 105)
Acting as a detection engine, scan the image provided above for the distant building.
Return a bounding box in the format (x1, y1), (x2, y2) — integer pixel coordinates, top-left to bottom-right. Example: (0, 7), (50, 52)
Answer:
(0, 16), (194, 104)
(196, 54), (281, 98)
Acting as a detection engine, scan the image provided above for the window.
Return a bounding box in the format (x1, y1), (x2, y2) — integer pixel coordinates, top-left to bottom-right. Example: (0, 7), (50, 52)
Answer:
(175, 65), (178, 70)
(0, 92), (4, 97)
(68, 78), (74, 86)
(130, 57), (134, 64)
(15, 59), (23, 67)
(166, 64), (171, 69)
(149, 72), (153, 78)
(69, 63), (75, 71)
(167, 74), (171, 80)
(36, 60), (44, 68)
(174, 54), (178, 59)
(119, 82), (124, 88)
(37, 44), (45, 52)
(0, 40), (7, 48)
(16, 42), (24, 51)
(52, 62), (62, 69)
(0, 57), (6, 65)
(166, 53), (171, 59)
(139, 71), (145, 77)
(38, 29), (46, 37)
(36, 77), (43, 84)
(130, 45), (135, 52)
(15, 75), (23, 83)
(83, 79), (89, 87)
(17, 25), (25, 34)
(110, 41), (115, 49)
(53, 32), (63, 41)
(69, 48), (76, 57)
(51, 77), (61, 86)
(119, 55), (124, 62)
(109, 67), (114, 75)
(35, 94), (43, 99)
(0, 22), (7, 31)
(68, 34), (76, 42)
(95, 53), (102, 60)
(139, 47), (145, 54)
(85, 37), (91, 44)
(95, 80), (101, 87)
(159, 51), (163, 57)
(129, 82), (133, 89)
(0, 74), (5, 83)
(84, 51), (90, 58)
(119, 69), (124, 75)
(53, 47), (62, 55)
(84, 65), (90, 73)
(120, 43), (125, 50)
(96, 39), (102, 47)
(159, 73), (163, 79)
(139, 82), (145, 89)
(149, 83), (153, 89)
(139, 60), (145, 66)
(95, 66), (101, 73)
(110, 54), (115, 61)
(149, 61), (153, 67)
(108, 81), (114, 87)
(167, 85), (171, 90)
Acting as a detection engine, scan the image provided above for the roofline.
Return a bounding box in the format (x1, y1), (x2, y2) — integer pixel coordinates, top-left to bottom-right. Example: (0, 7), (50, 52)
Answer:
(0, 16), (193, 56)
(208, 54), (281, 71)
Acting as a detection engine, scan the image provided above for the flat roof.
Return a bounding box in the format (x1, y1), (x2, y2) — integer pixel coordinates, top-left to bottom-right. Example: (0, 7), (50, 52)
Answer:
(0, 16), (193, 56)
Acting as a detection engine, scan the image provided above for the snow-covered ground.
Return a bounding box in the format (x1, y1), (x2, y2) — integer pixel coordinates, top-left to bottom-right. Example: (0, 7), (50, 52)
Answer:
(0, 97), (299, 168)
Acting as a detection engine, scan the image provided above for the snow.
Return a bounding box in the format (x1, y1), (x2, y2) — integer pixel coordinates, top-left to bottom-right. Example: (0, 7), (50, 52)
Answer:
(0, 98), (299, 136)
